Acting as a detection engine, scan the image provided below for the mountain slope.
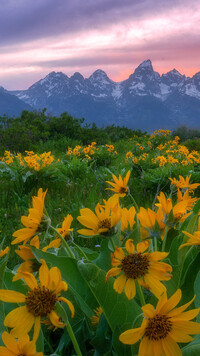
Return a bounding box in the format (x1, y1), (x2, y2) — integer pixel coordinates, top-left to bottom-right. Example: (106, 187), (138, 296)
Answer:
(0, 87), (32, 117)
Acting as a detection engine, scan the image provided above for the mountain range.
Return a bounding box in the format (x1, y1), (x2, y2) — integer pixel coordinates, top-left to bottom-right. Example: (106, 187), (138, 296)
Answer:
(1, 59), (200, 130)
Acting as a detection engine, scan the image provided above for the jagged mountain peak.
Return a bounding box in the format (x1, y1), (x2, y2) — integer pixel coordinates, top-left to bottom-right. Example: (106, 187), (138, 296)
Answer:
(129, 59), (157, 82)
(70, 72), (84, 81)
(164, 68), (184, 79)
(138, 59), (153, 70)
(170, 68), (183, 76)
(89, 69), (112, 83)
(28, 71), (69, 92)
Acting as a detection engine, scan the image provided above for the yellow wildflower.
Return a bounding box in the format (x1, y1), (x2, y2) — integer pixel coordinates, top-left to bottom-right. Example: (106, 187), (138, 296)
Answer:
(0, 259), (74, 341)
(0, 332), (43, 356)
(119, 289), (200, 356)
(12, 188), (47, 245)
(106, 170), (131, 197)
(106, 239), (172, 300)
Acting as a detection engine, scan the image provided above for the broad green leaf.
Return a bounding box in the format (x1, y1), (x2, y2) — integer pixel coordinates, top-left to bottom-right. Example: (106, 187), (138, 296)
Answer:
(94, 239), (112, 271)
(193, 199), (200, 214)
(181, 251), (200, 304)
(90, 314), (112, 355)
(194, 270), (200, 322)
(36, 327), (44, 353)
(77, 261), (142, 355)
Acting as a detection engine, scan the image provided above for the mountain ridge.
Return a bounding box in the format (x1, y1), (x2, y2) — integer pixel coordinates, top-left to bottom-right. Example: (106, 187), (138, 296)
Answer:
(2, 59), (200, 130)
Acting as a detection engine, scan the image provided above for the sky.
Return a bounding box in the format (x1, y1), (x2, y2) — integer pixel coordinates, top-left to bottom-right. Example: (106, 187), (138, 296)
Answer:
(0, 0), (200, 90)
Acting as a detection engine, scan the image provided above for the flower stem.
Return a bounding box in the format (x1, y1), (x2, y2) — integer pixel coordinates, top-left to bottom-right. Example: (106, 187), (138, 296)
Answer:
(178, 246), (194, 287)
(128, 192), (139, 213)
(55, 302), (82, 356)
(161, 226), (169, 252)
(49, 225), (75, 259)
(72, 241), (88, 260)
(110, 238), (116, 251)
(154, 236), (158, 251)
(136, 280), (145, 307)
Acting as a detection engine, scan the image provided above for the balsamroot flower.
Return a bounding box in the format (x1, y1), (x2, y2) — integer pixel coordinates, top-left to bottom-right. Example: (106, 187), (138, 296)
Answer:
(179, 230), (200, 249)
(106, 239), (172, 299)
(106, 170), (131, 197)
(91, 306), (103, 326)
(137, 207), (166, 240)
(77, 196), (121, 236)
(56, 214), (73, 238)
(12, 188), (47, 245)
(13, 236), (40, 281)
(0, 259), (74, 341)
(177, 189), (198, 211)
(0, 246), (9, 258)
(119, 289), (200, 356)
(169, 175), (200, 191)
(42, 214), (73, 251)
(121, 206), (136, 231)
(0, 332), (43, 356)
(156, 192), (190, 226)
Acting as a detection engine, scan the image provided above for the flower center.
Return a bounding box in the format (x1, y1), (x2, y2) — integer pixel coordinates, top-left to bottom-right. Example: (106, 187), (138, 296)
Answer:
(25, 285), (57, 317)
(144, 314), (172, 340)
(121, 253), (149, 279)
(98, 218), (111, 230)
(119, 187), (127, 194)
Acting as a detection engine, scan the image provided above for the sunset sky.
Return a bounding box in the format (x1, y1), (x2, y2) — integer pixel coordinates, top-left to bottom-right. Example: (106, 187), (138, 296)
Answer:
(0, 0), (200, 90)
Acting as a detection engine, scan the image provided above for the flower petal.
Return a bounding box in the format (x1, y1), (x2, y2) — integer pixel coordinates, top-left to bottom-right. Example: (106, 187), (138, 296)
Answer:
(161, 335), (182, 356)
(119, 326), (144, 345)
(59, 297), (75, 318)
(124, 278), (136, 300)
(0, 290), (25, 303)
(125, 239), (135, 254)
(5, 306), (35, 337)
(39, 259), (49, 287)
(158, 289), (182, 314)
(32, 316), (41, 343)
(1, 331), (18, 353)
(105, 267), (121, 281)
(113, 274), (126, 294)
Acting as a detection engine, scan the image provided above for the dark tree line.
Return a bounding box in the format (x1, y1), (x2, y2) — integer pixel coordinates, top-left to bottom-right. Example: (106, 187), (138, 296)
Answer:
(0, 110), (144, 153)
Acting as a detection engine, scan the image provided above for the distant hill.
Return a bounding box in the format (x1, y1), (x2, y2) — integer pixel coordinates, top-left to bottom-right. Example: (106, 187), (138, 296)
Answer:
(0, 87), (32, 117)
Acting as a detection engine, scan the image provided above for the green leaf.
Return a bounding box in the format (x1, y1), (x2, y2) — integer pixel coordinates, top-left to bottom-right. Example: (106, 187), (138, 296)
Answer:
(182, 335), (200, 355)
(90, 314), (112, 355)
(94, 239), (112, 271)
(22, 171), (33, 183)
(193, 199), (200, 214)
(36, 327), (44, 353)
(0, 255), (9, 340)
(181, 251), (200, 304)
(194, 270), (200, 321)
(77, 261), (142, 355)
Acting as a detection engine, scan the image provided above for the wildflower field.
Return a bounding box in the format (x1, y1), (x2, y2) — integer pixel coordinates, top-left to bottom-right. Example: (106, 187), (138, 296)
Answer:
(0, 129), (200, 355)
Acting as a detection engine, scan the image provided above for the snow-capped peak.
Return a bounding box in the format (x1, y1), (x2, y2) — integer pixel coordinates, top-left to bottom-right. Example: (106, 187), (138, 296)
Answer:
(89, 69), (112, 83)
(138, 59), (153, 70)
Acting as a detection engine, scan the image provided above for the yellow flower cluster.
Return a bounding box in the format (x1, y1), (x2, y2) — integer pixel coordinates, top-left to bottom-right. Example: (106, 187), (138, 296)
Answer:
(0, 151), (54, 171)
(125, 132), (200, 167)
(67, 141), (98, 159)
